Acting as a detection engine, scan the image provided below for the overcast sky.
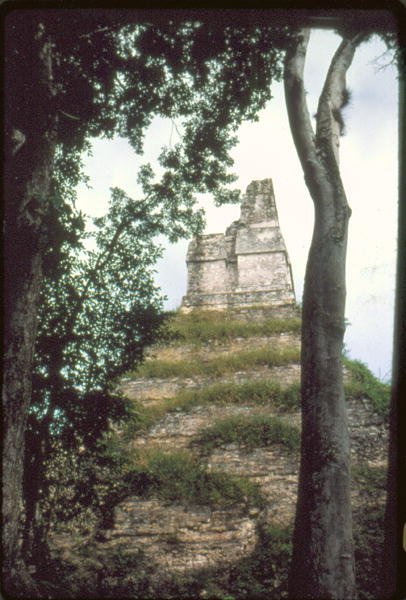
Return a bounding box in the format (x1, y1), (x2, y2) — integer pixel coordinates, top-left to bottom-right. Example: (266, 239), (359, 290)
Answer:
(76, 29), (398, 381)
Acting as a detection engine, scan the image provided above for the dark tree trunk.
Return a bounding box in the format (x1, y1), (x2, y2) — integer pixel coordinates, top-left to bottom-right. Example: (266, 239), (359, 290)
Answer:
(3, 15), (58, 594)
(22, 423), (49, 561)
(381, 64), (405, 600)
(284, 29), (363, 599)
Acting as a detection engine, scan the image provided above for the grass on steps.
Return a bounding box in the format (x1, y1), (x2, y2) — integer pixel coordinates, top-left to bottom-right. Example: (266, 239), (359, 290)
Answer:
(172, 379), (301, 412)
(123, 381), (302, 437)
(123, 357), (389, 440)
(163, 310), (301, 344)
(193, 414), (301, 454)
(124, 448), (264, 508)
(343, 358), (390, 417)
(131, 346), (300, 379)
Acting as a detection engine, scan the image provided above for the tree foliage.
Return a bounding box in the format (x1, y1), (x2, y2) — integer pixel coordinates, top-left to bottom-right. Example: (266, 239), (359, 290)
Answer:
(24, 175), (203, 568)
(6, 12), (293, 207)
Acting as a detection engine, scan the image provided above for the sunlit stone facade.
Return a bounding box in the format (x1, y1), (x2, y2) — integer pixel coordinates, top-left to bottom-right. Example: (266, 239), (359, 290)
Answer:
(181, 179), (295, 312)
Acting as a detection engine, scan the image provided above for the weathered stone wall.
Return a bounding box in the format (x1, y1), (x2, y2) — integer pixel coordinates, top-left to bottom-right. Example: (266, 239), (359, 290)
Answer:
(121, 332), (301, 403)
(181, 179), (296, 312)
(95, 389), (387, 586)
(100, 499), (258, 574)
(102, 320), (388, 583)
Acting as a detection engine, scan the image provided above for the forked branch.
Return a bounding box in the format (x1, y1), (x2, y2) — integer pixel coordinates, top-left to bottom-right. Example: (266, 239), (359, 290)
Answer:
(316, 33), (366, 165)
(284, 29), (326, 203)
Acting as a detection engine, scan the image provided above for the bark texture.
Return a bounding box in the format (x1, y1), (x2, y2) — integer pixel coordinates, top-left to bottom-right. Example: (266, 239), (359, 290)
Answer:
(284, 29), (363, 599)
(3, 16), (59, 594)
(382, 63), (405, 600)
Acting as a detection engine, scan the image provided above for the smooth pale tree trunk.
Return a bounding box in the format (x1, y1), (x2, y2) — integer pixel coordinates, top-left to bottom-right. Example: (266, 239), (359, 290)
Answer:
(284, 29), (364, 599)
(3, 17), (58, 594)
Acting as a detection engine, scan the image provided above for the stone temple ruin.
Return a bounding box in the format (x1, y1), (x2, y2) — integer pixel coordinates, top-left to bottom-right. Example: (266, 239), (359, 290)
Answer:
(49, 179), (388, 598)
(181, 178), (296, 313)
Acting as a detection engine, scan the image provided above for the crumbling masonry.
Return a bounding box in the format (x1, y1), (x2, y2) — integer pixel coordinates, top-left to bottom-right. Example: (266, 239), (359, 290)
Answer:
(181, 178), (296, 312)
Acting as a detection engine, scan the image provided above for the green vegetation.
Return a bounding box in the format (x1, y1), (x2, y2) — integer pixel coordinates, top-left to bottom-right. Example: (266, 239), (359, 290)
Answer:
(121, 401), (169, 437)
(164, 310), (301, 344)
(123, 381), (301, 438)
(171, 380), (301, 412)
(344, 358), (391, 417)
(34, 545), (154, 599)
(225, 524), (293, 599)
(132, 346), (300, 379)
(194, 414), (300, 454)
(94, 548), (152, 599)
(40, 524), (293, 599)
(32, 305), (389, 599)
(125, 448), (264, 508)
(23, 184), (173, 565)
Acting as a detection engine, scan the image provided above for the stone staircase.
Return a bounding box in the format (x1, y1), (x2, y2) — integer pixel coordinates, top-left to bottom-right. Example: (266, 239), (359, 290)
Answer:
(95, 310), (302, 574)
(71, 306), (387, 597)
(121, 333), (301, 404)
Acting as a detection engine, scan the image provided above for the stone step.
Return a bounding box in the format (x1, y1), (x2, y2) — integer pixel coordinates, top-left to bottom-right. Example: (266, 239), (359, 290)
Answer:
(121, 364), (301, 403)
(145, 333), (300, 363)
(131, 395), (386, 462)
(100, 498), (258, 574)
(132, 405), (299, 450)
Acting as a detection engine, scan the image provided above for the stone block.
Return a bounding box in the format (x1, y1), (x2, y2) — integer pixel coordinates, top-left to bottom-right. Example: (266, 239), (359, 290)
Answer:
(237, 252), (293, 291)
(235, 226), (285, 255)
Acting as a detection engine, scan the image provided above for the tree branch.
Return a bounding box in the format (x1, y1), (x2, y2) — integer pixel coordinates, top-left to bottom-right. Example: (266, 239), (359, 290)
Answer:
(316, 33), (365, 165)
(283, 29), (326, 204)
(65, 215), (133, 337)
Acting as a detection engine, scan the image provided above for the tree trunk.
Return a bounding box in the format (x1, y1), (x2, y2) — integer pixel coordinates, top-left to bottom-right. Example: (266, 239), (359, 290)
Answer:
(289, 199), (354, 599)
(284, 29), (363, 599)
(3, 15), (58, 594)
(381, 61), (405, 600)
